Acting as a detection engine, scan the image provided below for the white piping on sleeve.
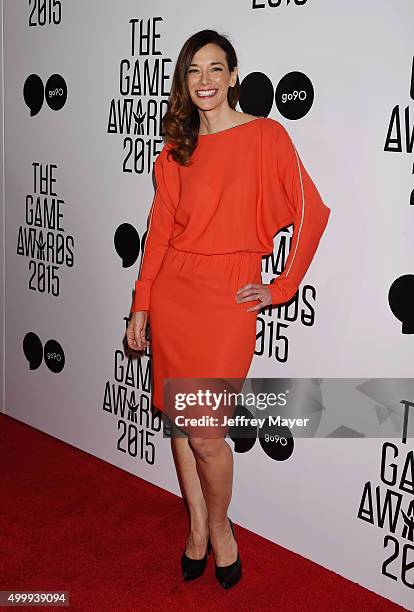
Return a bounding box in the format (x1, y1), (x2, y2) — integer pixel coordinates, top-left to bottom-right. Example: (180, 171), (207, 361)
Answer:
(137, 187), (158, 280)
(284, 144), (305, 277)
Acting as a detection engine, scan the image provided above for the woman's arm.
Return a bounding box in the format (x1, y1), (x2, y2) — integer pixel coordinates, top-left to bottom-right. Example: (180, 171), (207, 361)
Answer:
(269, 125), (331, 305)
(130, 145), (179, 313)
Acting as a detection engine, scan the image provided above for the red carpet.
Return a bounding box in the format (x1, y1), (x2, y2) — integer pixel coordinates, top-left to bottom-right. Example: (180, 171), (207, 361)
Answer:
(0, 413), (408, 611)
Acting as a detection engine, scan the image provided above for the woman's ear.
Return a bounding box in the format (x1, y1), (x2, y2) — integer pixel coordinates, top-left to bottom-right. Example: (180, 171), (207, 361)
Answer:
(230, 66), (238, 87)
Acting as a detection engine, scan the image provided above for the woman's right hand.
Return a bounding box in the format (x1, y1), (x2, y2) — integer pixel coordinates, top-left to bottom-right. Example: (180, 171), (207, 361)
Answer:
(126, 310), (149, 351)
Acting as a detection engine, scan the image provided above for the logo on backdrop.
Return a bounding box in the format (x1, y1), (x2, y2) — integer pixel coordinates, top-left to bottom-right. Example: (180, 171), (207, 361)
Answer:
(385, 57), (414, 334)
(357, 395), (414, 591)
(28, 1), (62, 28)
(384, 56), (414, 162)
(114, 223), (142, 270)
(104, 16), (173, 462)
(389, 274), (414, 335)
(107, 17), (172, 173)
(240, 70), (314, 120)
(109, 218), (157, 464)
(16, 163), (74, 297)
(23, 74), (67, 116)
(257, 228), (320, 363)
(102, 324), (161, 464)
(252, 0), (309, 10)
(23, 332), (65, 373)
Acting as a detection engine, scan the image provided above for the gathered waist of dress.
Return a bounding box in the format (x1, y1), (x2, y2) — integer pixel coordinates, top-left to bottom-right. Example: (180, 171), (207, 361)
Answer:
(167, 243), (265, 259)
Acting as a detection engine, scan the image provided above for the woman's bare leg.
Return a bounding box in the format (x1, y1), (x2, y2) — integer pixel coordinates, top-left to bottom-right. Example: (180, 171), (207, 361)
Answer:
(187, 436), (238, 567)
(170, 436), (209, 559)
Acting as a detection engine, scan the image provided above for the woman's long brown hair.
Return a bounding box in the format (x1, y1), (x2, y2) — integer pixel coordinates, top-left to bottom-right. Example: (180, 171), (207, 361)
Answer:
(161, 29), (240, 166)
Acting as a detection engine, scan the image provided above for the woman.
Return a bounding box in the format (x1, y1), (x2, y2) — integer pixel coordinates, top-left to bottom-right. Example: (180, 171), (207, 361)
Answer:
(126, 29), (331, 589)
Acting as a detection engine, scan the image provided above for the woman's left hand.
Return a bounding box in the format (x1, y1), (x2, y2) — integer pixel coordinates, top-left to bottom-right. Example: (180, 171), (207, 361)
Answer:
(236, 283), (272, 312)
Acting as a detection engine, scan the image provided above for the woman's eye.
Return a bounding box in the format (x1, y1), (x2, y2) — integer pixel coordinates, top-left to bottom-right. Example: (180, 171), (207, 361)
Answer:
(188, 67), (223, 73)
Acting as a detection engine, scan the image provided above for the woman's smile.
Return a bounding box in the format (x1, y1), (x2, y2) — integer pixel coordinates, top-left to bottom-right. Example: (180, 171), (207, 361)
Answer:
(196, 89), (218, 98)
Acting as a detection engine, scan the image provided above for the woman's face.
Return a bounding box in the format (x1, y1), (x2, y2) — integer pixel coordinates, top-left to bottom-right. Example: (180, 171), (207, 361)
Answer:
(186, 43), (237, 110)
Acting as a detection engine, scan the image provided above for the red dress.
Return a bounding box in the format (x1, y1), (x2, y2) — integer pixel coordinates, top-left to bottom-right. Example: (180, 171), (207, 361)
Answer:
(130, 117), (331, 425)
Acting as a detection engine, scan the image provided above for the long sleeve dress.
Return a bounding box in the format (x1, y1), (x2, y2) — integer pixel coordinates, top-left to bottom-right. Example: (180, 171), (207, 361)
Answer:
(130, 117), (331, 424)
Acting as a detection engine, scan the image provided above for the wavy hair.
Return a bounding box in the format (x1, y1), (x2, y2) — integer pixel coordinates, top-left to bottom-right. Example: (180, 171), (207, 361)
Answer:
(161, 29), (240, 166)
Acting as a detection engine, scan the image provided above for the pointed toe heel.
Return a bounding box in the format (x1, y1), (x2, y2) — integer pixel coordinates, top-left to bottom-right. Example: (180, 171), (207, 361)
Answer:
(214, 518), (242, 589)
(181, 534), (211, 581)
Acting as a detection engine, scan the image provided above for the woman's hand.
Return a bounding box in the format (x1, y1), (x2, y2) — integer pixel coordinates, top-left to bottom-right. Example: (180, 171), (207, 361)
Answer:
(126, 310), (149, 351)
(236, 283), (272, 312)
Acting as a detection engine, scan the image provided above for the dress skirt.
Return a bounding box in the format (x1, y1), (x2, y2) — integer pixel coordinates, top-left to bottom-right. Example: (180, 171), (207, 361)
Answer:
(149, 244), (262, 438)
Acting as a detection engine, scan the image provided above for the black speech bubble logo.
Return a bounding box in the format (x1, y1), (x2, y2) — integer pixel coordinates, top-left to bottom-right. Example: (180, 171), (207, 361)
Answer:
(23, 74), (44, 117)
(389, 275), (414, 334)
(227, 404), (258, 453)
(23, 332), (43, 370)
(114, 223), (142, 268)
(239, 72), (274, 118)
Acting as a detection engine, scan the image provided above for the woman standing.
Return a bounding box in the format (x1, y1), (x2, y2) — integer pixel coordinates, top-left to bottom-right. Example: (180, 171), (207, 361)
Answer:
(126, 29), (331, 589)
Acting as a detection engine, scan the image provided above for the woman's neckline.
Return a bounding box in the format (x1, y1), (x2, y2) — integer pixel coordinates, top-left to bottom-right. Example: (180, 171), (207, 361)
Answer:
(198, 116), (264, 137)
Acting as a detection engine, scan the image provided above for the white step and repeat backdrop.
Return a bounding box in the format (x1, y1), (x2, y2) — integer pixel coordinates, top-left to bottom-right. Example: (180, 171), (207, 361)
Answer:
(3, 1), (414, 608)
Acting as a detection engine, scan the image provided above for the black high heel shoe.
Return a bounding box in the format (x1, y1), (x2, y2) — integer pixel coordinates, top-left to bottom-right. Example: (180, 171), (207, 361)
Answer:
(214, 517), (242, 589)
(181, 533), (212, 581)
